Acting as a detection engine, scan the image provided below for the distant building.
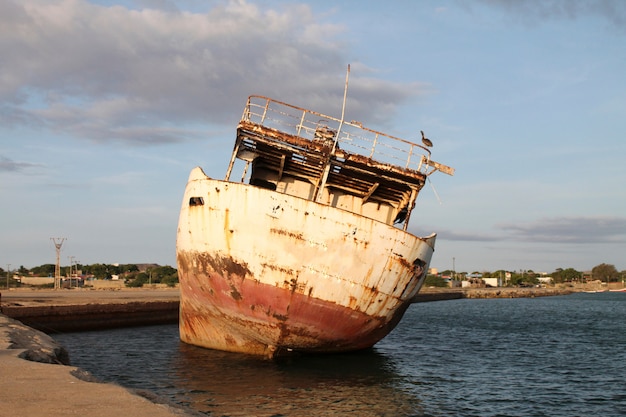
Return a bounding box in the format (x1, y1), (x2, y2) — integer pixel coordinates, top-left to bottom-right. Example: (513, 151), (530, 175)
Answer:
(537, 276), (552, 285)
(462, 278), (485, 288)
(484, 277), (500, 287)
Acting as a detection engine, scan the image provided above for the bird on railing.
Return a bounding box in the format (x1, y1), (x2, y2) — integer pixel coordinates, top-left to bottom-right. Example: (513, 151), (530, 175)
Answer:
(421, 130), (433, 147)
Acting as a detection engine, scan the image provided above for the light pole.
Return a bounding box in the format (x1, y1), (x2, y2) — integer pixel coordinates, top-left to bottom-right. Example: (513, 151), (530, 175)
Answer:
(452, 257), (456, 280)
(68, 256), (75, 288)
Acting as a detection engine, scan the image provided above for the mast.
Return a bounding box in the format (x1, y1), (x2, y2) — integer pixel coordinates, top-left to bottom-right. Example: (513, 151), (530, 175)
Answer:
(315, 64), (350, 203)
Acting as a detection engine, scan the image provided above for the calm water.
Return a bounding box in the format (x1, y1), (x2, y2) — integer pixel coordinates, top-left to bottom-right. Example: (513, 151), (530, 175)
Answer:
(54, 292), (626, 417)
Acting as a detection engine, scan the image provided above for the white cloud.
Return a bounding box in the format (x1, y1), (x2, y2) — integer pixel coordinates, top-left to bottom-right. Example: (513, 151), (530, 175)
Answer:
(0, 0), (425, 145)
(473, 0), (626, 29)
(0, 155), (42, 172)
(499, 216), (626, 244)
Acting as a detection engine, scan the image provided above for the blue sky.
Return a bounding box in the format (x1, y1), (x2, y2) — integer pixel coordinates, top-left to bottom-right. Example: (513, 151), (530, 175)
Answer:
(1, 0), (625, 274)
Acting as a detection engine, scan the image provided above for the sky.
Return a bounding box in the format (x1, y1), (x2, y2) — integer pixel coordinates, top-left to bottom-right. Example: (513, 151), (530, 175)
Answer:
(1, 0), (625, 274)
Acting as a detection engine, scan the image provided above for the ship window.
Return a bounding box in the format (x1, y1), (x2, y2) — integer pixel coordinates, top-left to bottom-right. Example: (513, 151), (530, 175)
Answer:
(189, 197), (204, 206)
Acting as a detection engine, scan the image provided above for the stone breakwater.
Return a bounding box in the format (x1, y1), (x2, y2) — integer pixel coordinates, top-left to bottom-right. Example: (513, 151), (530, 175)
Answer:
(415, 286), (575, 302)
(463, 288), (575, 298)
(462, 287), (574, 299)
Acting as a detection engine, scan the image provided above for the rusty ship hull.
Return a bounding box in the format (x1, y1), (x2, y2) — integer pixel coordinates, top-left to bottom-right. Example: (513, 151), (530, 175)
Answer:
(177, 95), (453, 357)
(177, 168), (435, 356)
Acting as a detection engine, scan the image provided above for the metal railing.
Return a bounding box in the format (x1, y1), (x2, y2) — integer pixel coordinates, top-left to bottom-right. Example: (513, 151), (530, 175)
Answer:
(241, 95), (433, 173)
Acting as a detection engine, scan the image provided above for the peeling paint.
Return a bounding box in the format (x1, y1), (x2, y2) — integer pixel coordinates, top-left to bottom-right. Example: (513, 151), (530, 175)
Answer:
(177, 176), (436, 356)
(177, 95), (451, 357)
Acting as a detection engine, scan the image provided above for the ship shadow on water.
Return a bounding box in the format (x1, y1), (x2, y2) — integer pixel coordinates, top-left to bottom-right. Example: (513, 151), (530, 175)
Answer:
(170, 343), (424, 417)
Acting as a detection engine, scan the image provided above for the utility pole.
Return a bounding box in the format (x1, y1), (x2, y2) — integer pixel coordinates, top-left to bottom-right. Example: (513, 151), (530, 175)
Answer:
(68, 256), (75, 288)
(51, 238), (66, 290)
(452, 257), (456, 280)
(75, 260), (80, 287)
(6, 264), (10, 289)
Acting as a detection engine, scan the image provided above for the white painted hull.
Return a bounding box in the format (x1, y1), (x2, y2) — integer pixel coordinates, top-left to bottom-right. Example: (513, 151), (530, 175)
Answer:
(177, 167), (436, 356)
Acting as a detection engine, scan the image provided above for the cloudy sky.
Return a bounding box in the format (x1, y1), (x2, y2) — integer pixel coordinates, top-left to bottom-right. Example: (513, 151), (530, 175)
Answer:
(1, 0), (625, 274)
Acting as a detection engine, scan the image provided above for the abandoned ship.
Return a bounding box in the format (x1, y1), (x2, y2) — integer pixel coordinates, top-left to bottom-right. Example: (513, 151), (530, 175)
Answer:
(176, 93), (454, 357)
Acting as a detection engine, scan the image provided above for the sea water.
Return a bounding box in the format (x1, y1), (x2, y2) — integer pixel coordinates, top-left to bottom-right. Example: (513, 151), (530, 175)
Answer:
(54, 292), (626, 417)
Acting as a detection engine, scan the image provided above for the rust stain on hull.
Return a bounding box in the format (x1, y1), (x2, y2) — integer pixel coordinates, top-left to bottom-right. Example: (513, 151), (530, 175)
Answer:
(177, 94), (452, 357)
(178, 250), (411, 357)
(177, 175), (435, 357)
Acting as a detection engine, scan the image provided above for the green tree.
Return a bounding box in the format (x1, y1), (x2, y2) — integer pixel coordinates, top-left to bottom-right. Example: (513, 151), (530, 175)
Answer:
(161, 271), (179, 287)
(120, 264), (139, 273)
(563, 268), (582, 282)
(88, 263), (112, 280)
(126, 272), (149, 287)
(144, 265), (178, 285)
(30, 264), (56, 277)
(508, 270), (539, 287)
(486, 270), (506, 281)
(424, 275), (448, 288)
(592, 263), (619, 283)
(551, 268), (581, 284)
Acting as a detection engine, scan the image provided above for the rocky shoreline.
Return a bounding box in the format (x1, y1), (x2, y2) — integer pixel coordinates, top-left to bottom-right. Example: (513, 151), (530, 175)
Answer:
(462, 287), (575, 298)
(0, 314), (70, 364)
(417, 286), (576, 301)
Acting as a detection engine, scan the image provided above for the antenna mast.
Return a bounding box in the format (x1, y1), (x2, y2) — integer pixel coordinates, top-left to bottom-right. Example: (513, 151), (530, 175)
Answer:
(315, 64), (351, 202)
(51, 237), (66, 290)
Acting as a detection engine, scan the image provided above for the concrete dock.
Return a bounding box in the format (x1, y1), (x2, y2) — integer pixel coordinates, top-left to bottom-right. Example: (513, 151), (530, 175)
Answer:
(0, 288), (191, 417)
(1, 288), (179, 333)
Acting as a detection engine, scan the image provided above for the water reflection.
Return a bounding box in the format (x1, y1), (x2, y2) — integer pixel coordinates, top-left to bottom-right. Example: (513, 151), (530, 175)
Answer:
(170, 344), (422, 416)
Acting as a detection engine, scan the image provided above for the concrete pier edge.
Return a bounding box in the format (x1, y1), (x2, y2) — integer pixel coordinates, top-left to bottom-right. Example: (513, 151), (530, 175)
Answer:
(0, 288), (193, 417)
(0, 312), (193, 417)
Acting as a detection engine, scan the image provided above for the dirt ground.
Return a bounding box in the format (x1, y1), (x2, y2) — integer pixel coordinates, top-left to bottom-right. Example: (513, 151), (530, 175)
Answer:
(0, 287), (180, 307)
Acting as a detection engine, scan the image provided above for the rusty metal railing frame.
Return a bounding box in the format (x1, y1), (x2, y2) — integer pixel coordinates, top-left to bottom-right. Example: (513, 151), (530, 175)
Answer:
(226, 95), (454, 183)
(241, 95), (433, 172)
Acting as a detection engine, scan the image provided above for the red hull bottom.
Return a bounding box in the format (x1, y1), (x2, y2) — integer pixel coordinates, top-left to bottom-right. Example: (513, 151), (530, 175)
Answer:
(178, 262), (411, 358)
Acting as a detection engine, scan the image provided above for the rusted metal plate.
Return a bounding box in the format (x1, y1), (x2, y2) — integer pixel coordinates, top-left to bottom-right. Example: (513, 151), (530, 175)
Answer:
(178, 93), (453, 357)
(177, 168), (436, 356)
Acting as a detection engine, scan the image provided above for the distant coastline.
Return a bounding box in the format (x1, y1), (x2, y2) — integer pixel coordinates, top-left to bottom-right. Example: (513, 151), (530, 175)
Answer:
(1, 284), (623, 333)
(420, 283), (625, 300)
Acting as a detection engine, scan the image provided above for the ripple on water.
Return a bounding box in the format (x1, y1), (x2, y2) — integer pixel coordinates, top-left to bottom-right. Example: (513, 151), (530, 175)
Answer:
(55, 292), (626, 417)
